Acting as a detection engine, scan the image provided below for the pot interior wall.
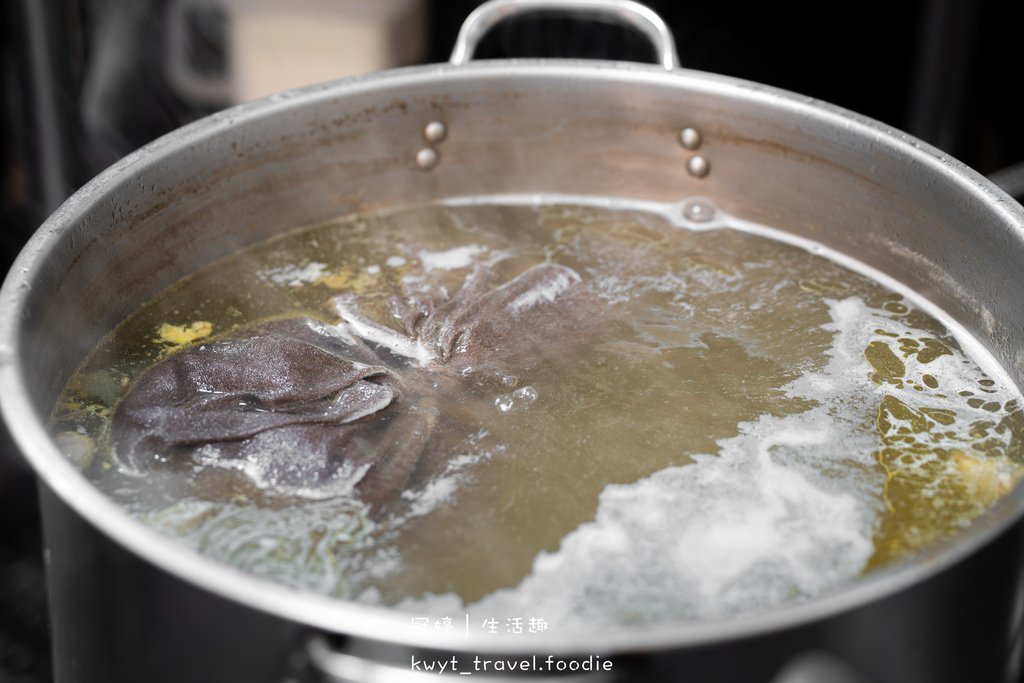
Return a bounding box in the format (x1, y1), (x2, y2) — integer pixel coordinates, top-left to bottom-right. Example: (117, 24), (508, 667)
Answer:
(16, 63), (1024, 419)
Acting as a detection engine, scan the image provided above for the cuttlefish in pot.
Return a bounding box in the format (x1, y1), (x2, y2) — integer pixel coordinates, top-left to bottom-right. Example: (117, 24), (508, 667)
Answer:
(112, 260), (608, 512)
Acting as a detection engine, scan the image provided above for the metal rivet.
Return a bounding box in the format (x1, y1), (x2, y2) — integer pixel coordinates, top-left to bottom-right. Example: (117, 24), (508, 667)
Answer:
(687, 155), (710, 178)
(423, 121), (447, 143)
(682, 198), (716, 223)
(679, 127), (702, 150)
(415, 147), (439, 170)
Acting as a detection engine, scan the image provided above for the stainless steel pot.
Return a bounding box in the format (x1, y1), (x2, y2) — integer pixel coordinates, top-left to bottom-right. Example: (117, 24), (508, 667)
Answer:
(3, 1), (1024, 681)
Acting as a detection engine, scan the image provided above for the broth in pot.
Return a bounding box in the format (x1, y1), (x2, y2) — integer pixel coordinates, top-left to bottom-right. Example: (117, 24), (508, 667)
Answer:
(52, 196), (1024, 633)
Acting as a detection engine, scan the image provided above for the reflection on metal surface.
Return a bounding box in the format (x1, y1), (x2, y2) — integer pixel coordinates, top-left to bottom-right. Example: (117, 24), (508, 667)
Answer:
(686, 154), (710, 178)
(679, 127), (702, 150)
(771, 652), (877, 683)
(681, 197), (716, 223)
(415, 147), (439, 170)
(423, 121), (448, 144)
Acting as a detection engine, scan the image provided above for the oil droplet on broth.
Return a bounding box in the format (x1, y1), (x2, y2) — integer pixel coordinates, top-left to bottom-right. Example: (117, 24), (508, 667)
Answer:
(50, 200), (1024, 632)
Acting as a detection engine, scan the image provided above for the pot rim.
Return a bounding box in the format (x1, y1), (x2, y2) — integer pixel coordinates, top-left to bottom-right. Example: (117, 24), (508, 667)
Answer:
(2, 58), (1024, 655)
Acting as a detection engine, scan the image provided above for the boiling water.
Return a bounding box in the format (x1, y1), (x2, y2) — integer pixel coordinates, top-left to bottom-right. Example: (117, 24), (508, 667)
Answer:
(52, 197), (1024, 631)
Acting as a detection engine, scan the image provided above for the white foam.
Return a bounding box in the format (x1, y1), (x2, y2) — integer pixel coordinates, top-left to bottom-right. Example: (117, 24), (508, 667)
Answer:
(461, 412), (875, 627)
(418, 245), (487, 271)
(509, 270), (577, 312)
(394, 429), (505, 524)
(393, 293), (1019, 629)
(192, 434), (374, 501)
(401, 476), (459, 519)
(258, 261), (327, 287)
(141, 494), (369, 596)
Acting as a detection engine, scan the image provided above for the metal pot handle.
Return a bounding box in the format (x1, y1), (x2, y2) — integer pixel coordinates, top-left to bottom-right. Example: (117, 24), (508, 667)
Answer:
(449, 0), (680, 70)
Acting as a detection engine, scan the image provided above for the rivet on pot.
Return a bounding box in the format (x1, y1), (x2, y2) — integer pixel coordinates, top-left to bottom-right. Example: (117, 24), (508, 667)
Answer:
(687, 155), (710, 178)
(423, 121), (448, 144)
(679, 127), (702, 150)
(415, 147), (439, 170)
(682, 198), (717, 223)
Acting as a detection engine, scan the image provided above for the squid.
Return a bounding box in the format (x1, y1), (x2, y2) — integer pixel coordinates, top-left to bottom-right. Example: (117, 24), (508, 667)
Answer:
(113, 261), (607, 511)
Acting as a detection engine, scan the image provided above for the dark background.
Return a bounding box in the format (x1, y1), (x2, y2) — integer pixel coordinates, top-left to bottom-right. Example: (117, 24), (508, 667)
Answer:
(1, 0), (1022, 680)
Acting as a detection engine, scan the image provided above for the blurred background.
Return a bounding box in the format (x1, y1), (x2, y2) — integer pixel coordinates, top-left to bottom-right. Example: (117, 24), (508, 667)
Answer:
(0, 0), (1021, 680)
